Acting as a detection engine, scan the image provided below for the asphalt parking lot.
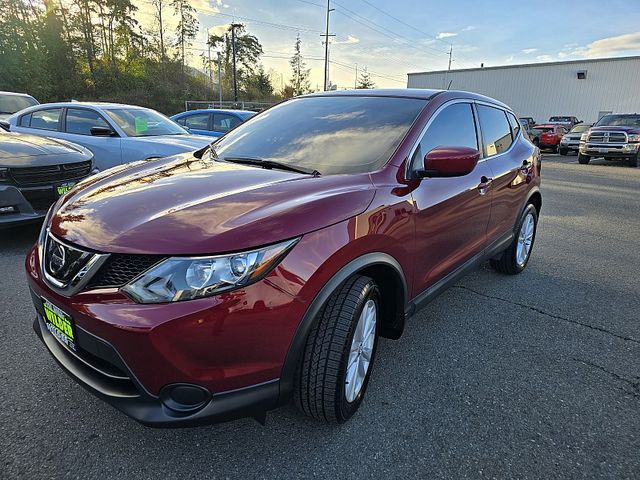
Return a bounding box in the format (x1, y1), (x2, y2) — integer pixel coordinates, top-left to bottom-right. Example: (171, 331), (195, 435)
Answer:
(1, 154), (638, 479)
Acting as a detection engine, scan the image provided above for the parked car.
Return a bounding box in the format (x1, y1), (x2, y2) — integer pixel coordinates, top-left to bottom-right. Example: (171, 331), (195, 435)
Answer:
(578, 113), (640, 167)
(548, 116), (581, 128)
(0, 91), (39, 120)
(8, 103), (212, 171)
(559, 124), (591, 155)
(532, 124), (567, 152)
(170, 109), (255, 138)
(0, 123), (93, 228)
(519, 117), (536, 130)
(26, 89), (541, 427)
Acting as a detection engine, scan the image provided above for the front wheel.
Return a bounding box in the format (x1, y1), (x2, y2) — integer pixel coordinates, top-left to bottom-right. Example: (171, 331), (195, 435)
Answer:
(490, 204), (538, 275)
(578, 153), (590, 164)
(294, 275), (380, 423)
(625, 154), (639, 167)
(559, 147), (568, 156)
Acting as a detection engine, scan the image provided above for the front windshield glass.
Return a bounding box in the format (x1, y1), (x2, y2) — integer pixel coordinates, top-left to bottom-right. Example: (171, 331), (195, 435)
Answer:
(570, 124), (590, 133)
(105, 108), (187, 137)
(0, 94), (38, 114)
(212, 96), (427, 175)
(595, 114), (640, 127)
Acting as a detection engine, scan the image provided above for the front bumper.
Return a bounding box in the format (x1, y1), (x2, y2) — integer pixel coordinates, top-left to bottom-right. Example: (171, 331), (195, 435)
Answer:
(32, 310), (279, 427)
(559, 140), (580, 151)
(579, 142), (640, 158)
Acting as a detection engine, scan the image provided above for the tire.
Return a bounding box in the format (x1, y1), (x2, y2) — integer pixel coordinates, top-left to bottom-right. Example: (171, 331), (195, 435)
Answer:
(490, 204), (538, 275)
(578, 153), (590, 164)
(294, 275), (380, 423)
(559, 147), (568, 156)
(625, 154), (639, 167)
(552, 144), (558, 153)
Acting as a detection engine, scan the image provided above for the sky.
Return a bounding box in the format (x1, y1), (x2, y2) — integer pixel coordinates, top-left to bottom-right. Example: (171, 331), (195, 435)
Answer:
(132, 0), (640, 90)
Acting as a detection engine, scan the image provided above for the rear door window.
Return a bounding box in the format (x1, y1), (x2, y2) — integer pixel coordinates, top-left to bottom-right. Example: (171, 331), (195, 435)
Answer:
(28, 108), (62, 131)
(184, 113), (211, 130)
(65, 108), (111, 135)
(477, 105), (513, 156)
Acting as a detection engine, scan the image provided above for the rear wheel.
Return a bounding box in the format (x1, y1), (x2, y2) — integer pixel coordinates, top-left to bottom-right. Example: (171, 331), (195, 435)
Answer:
(578, 153), (590, 164)
(490, 204), (538, 275)
(294, 275), (380, 423)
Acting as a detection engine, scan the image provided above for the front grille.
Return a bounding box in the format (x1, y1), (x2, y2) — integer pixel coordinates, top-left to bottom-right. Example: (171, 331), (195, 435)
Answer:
(10, 160), (92, 186)
(588, 131), (627, 143)
(87, 254), (166, 289)
(21, 188), (57, 211)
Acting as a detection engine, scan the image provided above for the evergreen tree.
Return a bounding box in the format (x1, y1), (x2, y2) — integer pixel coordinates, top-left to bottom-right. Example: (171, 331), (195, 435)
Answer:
(356, 67), (375, 89)
(171, 0), (198, 75)
(289, 34), (310, 96)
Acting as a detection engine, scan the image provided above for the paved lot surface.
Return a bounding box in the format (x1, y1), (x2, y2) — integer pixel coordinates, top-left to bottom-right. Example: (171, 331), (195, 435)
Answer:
(1, 154), (639, 479)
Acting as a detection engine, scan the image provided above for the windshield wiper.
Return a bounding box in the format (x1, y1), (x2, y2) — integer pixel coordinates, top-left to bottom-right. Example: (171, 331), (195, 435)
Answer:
(222, 156), (320, 176)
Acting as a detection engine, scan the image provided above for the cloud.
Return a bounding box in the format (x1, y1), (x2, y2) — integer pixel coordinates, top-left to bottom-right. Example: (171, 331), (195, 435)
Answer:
(522, 48), (537, 54)
(581, 31), (640, 57)
(461, 26), (476, 32)
(536, 54), (555, 62)
(436, 32), (457, 39)
(504, 55), (514, 63)
(334, 35), (360, 45)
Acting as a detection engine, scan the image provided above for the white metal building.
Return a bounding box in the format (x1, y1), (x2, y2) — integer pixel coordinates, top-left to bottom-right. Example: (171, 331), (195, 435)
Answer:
(407, 56), (640, 124)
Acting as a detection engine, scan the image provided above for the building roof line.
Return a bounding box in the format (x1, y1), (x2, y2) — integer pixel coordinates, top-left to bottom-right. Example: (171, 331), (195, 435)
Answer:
(407, 55), (640, 77)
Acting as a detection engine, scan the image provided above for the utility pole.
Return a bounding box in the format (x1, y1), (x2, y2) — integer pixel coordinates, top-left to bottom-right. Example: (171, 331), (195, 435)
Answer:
(322, 0), (335, 91)
(354, 63), (358, 89)
(230, 23), (242, 102)
(447, 45), (453, 71)
(217, 51), (223, 107)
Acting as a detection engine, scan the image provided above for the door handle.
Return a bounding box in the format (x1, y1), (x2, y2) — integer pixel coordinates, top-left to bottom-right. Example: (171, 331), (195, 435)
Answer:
(477, 176), (493, 195)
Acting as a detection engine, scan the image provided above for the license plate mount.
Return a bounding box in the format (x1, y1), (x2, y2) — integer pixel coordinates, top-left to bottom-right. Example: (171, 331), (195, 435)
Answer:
(42, 298), (77, 351)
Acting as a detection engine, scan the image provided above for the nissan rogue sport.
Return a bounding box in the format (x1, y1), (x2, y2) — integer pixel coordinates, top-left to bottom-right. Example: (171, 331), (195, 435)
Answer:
(26, 89), (542, 426)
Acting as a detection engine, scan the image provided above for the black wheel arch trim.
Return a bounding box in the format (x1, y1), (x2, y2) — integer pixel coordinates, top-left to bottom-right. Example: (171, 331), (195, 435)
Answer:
(277, 252), (408, 405)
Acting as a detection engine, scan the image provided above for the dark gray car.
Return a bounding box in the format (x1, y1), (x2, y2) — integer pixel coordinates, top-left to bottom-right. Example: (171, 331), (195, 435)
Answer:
(0, 124), (94, 227)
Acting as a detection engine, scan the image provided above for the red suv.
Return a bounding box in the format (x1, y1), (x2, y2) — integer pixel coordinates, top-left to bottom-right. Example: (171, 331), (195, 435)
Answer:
(26, 90), (542, 426)
(533, 124), (567, 152)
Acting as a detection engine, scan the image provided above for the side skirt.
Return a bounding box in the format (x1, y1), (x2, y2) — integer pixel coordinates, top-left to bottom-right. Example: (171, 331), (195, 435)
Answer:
(406, 231), (514, 317)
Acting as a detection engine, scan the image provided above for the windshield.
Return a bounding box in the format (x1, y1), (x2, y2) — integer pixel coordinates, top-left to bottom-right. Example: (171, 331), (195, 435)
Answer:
(0, 94), (38, 115)
(595, 114), (640, 127)
(570, 124), (590, 134)
(212, 96), (427, 175)
(549, 116), (571, 122)
(105, 108), (187, 137)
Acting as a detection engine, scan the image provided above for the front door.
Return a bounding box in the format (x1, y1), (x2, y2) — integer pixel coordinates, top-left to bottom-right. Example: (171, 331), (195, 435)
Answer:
(410, 101), (493, 293)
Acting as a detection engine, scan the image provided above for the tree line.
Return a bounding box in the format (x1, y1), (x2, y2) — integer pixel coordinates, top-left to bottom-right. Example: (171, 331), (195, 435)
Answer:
(0, 0), (374, 115)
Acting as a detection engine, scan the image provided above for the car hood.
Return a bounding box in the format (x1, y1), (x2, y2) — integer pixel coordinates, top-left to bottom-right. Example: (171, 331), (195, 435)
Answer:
(51, 153), (376, 254)
(590, 125), (640, 134)
(131, 134), (212, 150)
(0, 131), (92, 167)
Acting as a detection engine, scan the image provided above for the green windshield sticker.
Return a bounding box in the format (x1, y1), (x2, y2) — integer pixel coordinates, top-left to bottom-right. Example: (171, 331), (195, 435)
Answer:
(134, 117), (149, 134)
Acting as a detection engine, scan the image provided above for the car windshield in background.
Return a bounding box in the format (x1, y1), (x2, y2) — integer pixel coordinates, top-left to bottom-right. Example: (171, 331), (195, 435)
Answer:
(0, 94), (37, 114)
(570, 124), (590, 133)
(595, 114), (640, 127)
(105, 108), (187, 137)
(212, 96), (427, 175)
(550, 116), (571, 122)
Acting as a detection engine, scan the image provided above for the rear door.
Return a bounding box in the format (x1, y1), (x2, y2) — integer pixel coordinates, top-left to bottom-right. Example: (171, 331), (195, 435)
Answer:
(63, 107), (122, 170)
(410, 101), (494, 292)
(480, 106), (530, 243)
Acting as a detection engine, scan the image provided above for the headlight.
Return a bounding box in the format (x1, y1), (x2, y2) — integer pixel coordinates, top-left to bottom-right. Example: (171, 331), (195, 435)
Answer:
(627, 133), (640, 142)
(122, 238), (299, 303)
(580, 132), (589, 142)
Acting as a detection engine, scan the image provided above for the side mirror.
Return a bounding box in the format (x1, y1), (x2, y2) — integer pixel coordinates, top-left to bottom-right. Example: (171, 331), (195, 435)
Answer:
(418, 146), (480, 178)
(0, 120), (10, 132)
(90, 126), (116, 137)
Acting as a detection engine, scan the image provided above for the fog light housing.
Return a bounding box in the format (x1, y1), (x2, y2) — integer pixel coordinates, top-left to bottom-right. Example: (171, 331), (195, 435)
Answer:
(159, 383), (211, 414)
(0, 205), (16, 214)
